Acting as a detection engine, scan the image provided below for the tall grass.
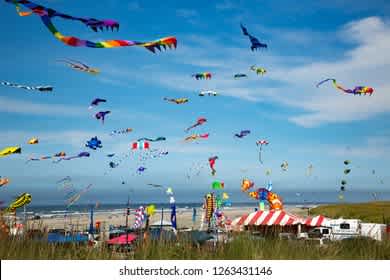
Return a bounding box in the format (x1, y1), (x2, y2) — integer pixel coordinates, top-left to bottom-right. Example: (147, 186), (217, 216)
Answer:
(1, 234), (389, 260)
(311, 201), (390, 223)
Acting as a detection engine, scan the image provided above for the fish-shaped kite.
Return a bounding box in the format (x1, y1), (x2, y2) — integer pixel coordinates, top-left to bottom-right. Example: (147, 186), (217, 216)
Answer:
(164, 97), (189, 104)
(185, 117), (207, 132)
(0, 146), (21, 157)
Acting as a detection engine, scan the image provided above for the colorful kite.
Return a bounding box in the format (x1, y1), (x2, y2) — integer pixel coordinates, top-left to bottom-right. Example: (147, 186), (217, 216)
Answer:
(0, 146), (21, 157)
(89, 98), (106, 109)
(27, 137), (39, 144)
(199, 90), (217, 96)
(185, 117), (207, 132)
(192, 72), (212, 80)
(58, 59), (99, 74)
(184, 133), (209, 142)
(137, 137), (166, 142)
(256, 139), (269, 164)
(5, 193), (32, 212)
(85, 136), (102, 150)
(241, 178), (254, 192)
(208, 156), (218, 176)
(234, 130), (250, 138)
(26, 151), (66, 162)
(212, 181), (224, 190)
(250, 65), (267, 75)
(95, 111), (111, 124)
(316, 79), (374, 96)
(1, 81), (53, 92)
(240, 23), (267, 51)
(55, 152), (90, 162)
(234, 73), (247, 79)
(0, 177), (10, 187)
(131, 141), (150, 150)
(109, 128), (132, 136)
(163, 97), (189, 104)
(6, 0), (177, 53)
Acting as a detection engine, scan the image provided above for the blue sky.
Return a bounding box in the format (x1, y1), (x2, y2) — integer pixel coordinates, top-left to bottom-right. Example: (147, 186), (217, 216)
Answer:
(1, 0), (390, 205)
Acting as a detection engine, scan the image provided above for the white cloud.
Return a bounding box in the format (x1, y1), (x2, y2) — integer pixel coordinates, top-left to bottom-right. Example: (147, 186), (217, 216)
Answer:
(176, 9), (198, 19)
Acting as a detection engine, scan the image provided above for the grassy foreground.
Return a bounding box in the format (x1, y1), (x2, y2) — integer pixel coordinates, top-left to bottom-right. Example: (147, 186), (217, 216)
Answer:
(310, 201), (390, 223)
(1, 235), (389, 260)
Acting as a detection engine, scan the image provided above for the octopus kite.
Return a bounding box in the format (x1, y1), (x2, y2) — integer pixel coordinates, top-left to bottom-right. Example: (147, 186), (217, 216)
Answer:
(184, 133), (209, 142)
(110, 128), (132, 136)
(27, 137), (39, 144)
(137, 137), (166, 142)
(58, 59), (99, 74)
(89, 98), (106, 109)
(208, 156), (218, 176)
(185, 117), (207, 132)
(95, 111), (111, 124)
(240, 23), (267, 51)
(250, 65), (267, 75)
(192, 72), (212, 80)
(26, 151), (66, 162)
(316, 79), (374, 96)
(234, 73), (247, 79)
(1, 81), (53, 92)
(199, 90), (218, 96)
(234, 130), (250, 138)
(6, 0), (177, 53)
(256, 139), (269, 164)
(85, 136), (102, 150)
(0, 146), (21, 157)
(163, 97), (188, 104)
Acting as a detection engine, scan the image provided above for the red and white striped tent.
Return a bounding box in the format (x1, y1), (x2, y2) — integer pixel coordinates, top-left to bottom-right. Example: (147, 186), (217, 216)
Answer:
(301, 215), (329, 227)
(232, 210), (301, 227)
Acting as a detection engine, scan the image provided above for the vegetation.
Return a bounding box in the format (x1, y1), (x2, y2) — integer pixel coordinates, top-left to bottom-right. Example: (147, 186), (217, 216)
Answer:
(310, 201), (390, 224)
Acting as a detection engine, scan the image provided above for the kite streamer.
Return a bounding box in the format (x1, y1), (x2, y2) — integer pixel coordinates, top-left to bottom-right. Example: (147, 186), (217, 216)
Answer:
(6, 0), (177, 52)
(316, 78), (374, 96)
(137, 137), (166, 142)
(184, 133), (209, 142)
(1, 81), (52, 92)
(26, 151), (65, 163)
(58, 59), (99, 74)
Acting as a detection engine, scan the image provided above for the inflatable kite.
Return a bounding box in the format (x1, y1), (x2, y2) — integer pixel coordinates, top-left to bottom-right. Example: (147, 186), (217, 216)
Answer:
(109, 161), (118, 168)
(0, 146), (21, 157)
(185, 117), (207, 132)
(250, 65), (267, 75)
(256, 139), (269, 164)
(240, 23), (267, 51)
(89, 98), (106, 109)
(137, 137), (166, 142)
(316, 79), (374, 96)
(234, 130), (250, 138)
(58, 59), (99, 74)
(281, 161), (288, 171)
(0, 177), (10, 187)
(1, 81), (52, 92)
(184, 133), (209, 142)
(147, 183), (164, 188)
(26, 151), (66, 162)
(136, 166), (147, 174)
(199, 90), (217, 96)
(5, 193), (32, 212)
(95, 111), (111, 124)
(208, 156), (218, 176)
(110, 128), (132, 136)
(85, 136), (102, 150)
(212, 181), (224, 190)
(163, 97), (189, 104)
(192, 72), (212, 80)
(234, 73), (247, 79)
(27, 137), (39, 144)
(241, 179), (254, 192)
(6, 0), (177, 53)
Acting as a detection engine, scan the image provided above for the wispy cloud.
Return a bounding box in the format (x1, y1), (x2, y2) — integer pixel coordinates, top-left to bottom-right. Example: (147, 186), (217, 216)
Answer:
(176, 9), (198, 19)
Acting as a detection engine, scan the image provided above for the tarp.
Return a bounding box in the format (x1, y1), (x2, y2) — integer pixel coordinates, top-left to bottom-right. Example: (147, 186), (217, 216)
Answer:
(106, 233), (137, 245)
(232, 210), (301, 227)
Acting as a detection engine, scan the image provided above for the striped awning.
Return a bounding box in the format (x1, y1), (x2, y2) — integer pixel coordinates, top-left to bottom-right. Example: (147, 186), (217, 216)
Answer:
(301, 215), (329, 227)
(232, 210), (301, 227)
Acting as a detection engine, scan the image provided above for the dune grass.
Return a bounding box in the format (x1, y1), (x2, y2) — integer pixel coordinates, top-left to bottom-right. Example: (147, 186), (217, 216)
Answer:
(310, 201), (390, 223)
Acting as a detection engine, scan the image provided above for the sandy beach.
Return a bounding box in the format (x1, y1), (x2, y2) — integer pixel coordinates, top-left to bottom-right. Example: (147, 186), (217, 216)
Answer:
(23, 206), (311, 233)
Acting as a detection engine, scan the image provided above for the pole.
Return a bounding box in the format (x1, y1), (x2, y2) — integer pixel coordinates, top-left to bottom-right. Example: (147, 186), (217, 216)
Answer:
(160, 207), (164, 238)
(125, 195), (130, 247)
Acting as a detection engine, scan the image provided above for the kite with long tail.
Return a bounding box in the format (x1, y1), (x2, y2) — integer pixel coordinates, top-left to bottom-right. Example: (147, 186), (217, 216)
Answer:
(110, 128), (132, 136)
(184, 133), (209, 142)
(95, 111), (111, 124)
(58, 59), (99, 74)
(6, 0), (177, 52)
(1, 81), (53, 92)
(316, 78), (374, 96)
(192, 72), (212, 80)
(240, 23), (267, 51)
(208, 156), (218, 176)
(185, 117), (207, 132)
(256, 139), (269, 164)
(234, 130), (250, 138)
(54, 152), (90, 162)
(26, 151), (66, 163)
(164, 97), (188, 104)
(137, 137), (166, 142)
(89, 98), (106, 109)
